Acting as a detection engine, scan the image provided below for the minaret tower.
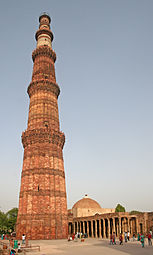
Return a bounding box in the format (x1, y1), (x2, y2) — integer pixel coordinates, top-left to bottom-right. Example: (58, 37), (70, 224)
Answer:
(16, 13), (68, 240)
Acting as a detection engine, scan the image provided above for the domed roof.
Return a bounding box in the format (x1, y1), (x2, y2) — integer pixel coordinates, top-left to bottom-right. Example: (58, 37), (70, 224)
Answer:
(72, 195), (101, 209)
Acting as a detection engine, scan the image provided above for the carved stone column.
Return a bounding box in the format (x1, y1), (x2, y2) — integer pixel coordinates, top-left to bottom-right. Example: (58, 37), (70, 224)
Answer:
(113, 218), (115, 233)
(103, 219), (106, 238)
(95, 220), (97, 238)
(108, 219), (110, 238)
(99, 220), (102, 238)
(83, 222), (85, 234)
(87, 221), (89, 237)
(119, 217), (121, 234)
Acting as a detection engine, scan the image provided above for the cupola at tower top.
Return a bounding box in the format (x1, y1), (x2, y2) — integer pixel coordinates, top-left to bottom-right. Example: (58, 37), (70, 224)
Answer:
(35, 12), (53, 48)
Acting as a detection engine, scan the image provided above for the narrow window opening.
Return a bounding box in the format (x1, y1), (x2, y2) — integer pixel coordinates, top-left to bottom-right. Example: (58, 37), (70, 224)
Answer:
(38, 185), (39, 191)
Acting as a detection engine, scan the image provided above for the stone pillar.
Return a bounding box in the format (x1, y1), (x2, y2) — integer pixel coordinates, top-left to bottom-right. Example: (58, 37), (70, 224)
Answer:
(87, 221), (89, 237)
(99, 220), (102, 238)
(119, 218), (121, 234)
(144, 213), (148, 234)
(103, 219), (106, 238)
(127, 218), (130, 232)
(113, 218), (115, 233)
(73, 222), (75, 233)
(116, 219), (119, 237)
(83, 222), (85, 234)
(108, 219), (110, 238)
(95, 221), (97, 238)
(130, 219), (133, 235)
(136, 218), (139, 234)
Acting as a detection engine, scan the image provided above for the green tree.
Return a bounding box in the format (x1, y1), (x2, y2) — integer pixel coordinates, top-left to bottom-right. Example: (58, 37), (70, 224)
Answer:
(129, 210), (142, 215)
(115, 204), (126, 212)
(0, 210), (8, 234)
(6, 208), (18, 232)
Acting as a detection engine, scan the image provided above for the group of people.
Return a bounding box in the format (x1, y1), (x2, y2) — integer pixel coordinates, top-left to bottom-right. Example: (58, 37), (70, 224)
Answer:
(110, 230), (152, 248)
(68, 232), (88, 241)
(9, 234), (26, 255)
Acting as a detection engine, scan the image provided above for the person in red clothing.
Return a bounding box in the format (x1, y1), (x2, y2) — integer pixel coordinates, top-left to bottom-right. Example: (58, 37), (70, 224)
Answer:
(72, 233), (75, 240)
(119, 233), (123, 245)
(148, 233), (152, 246)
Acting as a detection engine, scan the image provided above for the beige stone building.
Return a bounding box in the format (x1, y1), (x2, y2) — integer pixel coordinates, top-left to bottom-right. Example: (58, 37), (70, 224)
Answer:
(68, 195), (153, 238)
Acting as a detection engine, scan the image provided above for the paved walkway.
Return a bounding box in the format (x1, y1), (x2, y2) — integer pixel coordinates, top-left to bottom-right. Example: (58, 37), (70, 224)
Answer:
(26, 239), (153, 255)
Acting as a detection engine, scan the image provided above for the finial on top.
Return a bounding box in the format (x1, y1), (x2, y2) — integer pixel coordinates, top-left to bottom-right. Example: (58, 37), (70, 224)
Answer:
(39, 12), (51, 23)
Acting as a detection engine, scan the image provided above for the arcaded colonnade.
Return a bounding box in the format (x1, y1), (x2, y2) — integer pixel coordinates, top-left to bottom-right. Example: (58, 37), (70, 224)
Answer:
(68, 212), (149, 238)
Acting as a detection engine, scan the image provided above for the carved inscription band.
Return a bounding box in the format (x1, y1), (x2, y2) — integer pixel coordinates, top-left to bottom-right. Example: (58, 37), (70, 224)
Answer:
(20, 190), (66, 198)
(22, 128), (65, 149)
(27, 80), (60, 98)
(22, 168), (65, 178)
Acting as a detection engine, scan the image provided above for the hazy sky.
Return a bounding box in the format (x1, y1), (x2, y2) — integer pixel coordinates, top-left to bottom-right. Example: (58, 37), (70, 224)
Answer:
(0, 0), (153, 213)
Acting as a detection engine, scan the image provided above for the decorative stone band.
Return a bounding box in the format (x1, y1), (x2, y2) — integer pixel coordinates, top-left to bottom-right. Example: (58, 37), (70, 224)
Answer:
(27, 80), (60, 98)
(22, 128), (65, 149)
(22, 168), (65, 178)
(35, 29), (53, 42)
(17, 213), (68, 220)
(19, 190), (66, 198)
(29, 98), (58, 108)
(23, 147), (63, 160)
(32, 45), (56, 62)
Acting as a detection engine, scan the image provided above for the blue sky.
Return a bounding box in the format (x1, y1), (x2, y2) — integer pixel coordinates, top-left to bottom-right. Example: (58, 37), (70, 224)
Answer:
(0, 0), (153, 212)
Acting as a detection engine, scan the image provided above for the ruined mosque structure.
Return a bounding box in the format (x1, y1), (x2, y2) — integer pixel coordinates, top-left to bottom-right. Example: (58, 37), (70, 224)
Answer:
(16, 13), (153, 240)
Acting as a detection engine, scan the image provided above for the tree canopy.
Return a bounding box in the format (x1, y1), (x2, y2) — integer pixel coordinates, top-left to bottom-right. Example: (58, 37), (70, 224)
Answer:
(0, 208), (18, 234)
(115, 204), (126, 212)
(129, 210), (142, 215)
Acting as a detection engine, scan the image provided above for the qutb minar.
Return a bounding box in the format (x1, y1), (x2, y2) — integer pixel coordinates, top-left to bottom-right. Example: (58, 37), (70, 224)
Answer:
(16, 13), (68, 239)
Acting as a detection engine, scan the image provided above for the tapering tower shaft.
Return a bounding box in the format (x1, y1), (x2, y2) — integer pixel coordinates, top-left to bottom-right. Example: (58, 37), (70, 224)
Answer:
(16, 13), (68, 240)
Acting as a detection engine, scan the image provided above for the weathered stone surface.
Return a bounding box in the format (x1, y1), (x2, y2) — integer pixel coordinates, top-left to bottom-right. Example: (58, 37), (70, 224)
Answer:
(16, 13), (68, 240)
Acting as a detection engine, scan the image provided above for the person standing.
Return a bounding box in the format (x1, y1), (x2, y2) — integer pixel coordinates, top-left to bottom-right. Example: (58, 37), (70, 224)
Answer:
(113, 232), (116, 245)
(22, 234), (26, 245)
(137, 233), (140, 241)
(109, 234), (113, 245)
(127, 231), (130, 241)
(140, 233), (145, 248)
(124, 232), (127, 242)
(119, 233), (123, 245)
(148, 232), (152, 246)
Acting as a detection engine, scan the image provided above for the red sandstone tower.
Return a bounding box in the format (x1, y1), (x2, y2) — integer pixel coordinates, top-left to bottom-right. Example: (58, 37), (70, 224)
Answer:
(16, 13), (68, 240)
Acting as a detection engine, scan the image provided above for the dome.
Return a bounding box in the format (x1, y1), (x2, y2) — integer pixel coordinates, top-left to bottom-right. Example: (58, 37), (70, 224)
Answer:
(72, 195), (101, 209)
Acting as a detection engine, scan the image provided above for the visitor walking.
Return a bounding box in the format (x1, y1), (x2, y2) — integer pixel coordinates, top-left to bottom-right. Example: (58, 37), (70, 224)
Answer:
(137, 233), (140, 241)
(140, 233), (145, 248)
(119, 233), (123, 245)
(124, 232), (127, 242)
(112, 232), (116, 245)
(109, 234), (113, 245)
(127, 231), (130, 241)
(133, 232), (135, 241)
